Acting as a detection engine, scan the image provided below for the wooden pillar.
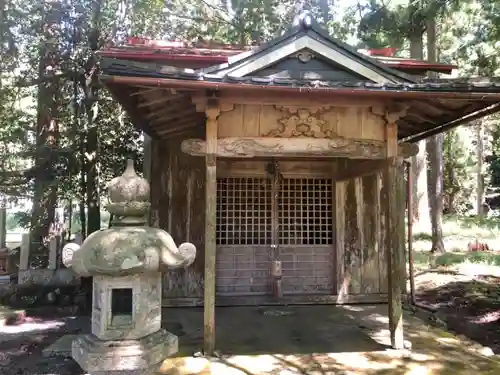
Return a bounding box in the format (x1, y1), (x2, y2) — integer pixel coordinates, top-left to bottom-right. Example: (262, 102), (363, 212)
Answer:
(204, 104), (220, 355)
(384, 122), (404, 349)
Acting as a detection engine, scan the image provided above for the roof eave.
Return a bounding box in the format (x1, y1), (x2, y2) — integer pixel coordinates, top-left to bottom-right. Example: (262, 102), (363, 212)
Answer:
(100, 74), (500, 100)
(403, 103), (500, 143)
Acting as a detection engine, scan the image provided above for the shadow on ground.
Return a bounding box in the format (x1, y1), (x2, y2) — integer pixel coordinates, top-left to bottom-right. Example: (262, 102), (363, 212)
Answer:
(3, 304), (500, 374)
(0, 313), (86, 375)
(165, 305), (387, 357)
(416, 276), (500, 353)
(160, 305), (500, 375)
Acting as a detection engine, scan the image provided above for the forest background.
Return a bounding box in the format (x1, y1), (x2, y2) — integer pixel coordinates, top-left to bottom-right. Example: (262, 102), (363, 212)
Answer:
(0, 0), (498, 256)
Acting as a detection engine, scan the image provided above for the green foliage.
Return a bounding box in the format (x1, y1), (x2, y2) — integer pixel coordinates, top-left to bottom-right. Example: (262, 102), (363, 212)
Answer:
(6, 212), (21, 231)
(4, 0), (500, 244)
(443, 130), (471, 214)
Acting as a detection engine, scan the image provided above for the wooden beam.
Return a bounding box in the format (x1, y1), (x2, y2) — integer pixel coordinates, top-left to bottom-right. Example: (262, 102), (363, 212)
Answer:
(181, 137), (417, 159)
(138, 95), (176, 108)
(409, 99), (448, 115)
(214, 91), (390, 108)
(130, 87), (161, 96)
(157, 123), (202, 137)
(203, 102), (220, 356)
(147, 104), (192, 120)
(406, 111), (437, 124)
(155, 114), (204, 133)
(106, 85), (159, 139)
(335, 159), (392, 182)
(384, 122), (404, 350)
(151, 107), (197, 122)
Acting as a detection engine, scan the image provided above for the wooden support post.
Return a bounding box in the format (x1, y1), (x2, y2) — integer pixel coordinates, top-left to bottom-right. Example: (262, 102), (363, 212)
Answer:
(203, 103), (220, 355)
(384, 122), (404, 350)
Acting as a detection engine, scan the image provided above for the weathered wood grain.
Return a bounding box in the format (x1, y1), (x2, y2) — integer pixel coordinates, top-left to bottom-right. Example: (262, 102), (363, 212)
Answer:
(384, 122), (404, 349)
(204, 104), (219, 355)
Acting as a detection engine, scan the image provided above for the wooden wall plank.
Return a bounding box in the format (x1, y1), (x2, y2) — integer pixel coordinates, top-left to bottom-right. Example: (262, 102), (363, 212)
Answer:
(242, 104), (261, 136)
(375, 173), (386, 294)
(155, 128), (206, 300)
(335, 180), (346, 300)
(218, 104), (243, 137)
(361, 174), (380, 294)
(344, 179), (363, 295)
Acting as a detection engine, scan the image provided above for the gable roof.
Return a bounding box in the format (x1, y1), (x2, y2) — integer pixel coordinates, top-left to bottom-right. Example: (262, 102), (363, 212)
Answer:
(98, 15), (500, 143)
(99, 42), (457, 74)
(202, 16), (415, 84)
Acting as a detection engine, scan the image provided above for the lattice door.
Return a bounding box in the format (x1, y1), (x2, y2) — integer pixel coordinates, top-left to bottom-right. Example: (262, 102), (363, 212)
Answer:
(278, 178), (334, 294)
(216, 177), (272, 296)
(215, 174), (335, 298)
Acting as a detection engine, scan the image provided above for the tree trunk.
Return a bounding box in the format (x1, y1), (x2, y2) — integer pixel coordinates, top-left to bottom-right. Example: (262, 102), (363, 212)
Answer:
(319, 0), (330, 25)
(30, 4), (60, 250)
(0, 0), (7, 249)
(409, 32), (430, 233)
(426, 18), (445, 253)
(476, 121), (485, 216)
(85, 0), (103, 235)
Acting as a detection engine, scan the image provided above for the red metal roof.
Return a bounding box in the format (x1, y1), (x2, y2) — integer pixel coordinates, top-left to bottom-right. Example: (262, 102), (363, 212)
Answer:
(99, 38), (457, 73)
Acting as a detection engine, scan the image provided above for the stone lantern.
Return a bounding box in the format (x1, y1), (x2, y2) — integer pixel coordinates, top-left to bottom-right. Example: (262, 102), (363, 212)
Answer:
(63, 159), (196, 374)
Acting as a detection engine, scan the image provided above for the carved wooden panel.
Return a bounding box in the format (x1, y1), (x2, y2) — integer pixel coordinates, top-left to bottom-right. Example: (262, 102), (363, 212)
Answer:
(217, 104), (386, 141)
(266, 106), (335, 138)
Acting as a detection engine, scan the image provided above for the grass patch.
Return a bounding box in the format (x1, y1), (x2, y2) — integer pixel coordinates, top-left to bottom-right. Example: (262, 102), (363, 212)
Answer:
(412, 251), (500, 269)
(411, 215), (500, 253)
(413, 232), (432, 241)
(441, 214), (500, 239)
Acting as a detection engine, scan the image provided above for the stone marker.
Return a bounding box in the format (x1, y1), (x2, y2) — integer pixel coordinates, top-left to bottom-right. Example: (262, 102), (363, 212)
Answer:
(63, 159), (196, 374)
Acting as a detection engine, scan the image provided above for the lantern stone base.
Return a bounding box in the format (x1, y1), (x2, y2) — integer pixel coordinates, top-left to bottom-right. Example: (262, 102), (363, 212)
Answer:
(72, 329), (178, 374)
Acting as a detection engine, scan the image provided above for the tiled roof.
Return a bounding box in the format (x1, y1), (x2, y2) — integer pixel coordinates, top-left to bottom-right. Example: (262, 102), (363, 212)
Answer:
(102, 59), (500, 94)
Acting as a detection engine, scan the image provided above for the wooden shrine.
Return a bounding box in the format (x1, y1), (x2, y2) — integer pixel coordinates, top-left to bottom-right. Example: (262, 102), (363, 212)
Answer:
(98, 15), (500, 354)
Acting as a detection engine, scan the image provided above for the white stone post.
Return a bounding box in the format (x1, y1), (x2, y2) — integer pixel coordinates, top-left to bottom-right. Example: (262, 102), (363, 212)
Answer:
(74, 232), (82, 245)
(0, 199), (6, 249)
(48, 236), (58, 270)
(19, 233), (30, 271)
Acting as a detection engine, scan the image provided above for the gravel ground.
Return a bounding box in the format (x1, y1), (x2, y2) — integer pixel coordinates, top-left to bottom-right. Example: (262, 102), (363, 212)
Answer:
(0, 315), (87, 375)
